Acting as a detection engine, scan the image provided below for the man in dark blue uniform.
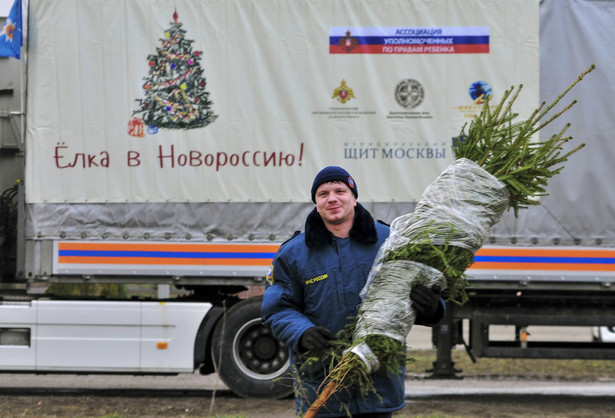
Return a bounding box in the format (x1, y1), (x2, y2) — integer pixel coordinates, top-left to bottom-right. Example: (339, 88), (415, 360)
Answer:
(262, 166), (444, 417)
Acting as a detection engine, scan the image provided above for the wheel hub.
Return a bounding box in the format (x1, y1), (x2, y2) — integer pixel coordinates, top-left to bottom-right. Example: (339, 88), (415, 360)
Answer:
(237, 323), (289, 376)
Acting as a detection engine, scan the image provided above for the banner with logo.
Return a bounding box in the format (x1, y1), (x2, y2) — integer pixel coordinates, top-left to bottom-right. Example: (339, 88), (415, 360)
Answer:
(25, 0), (539, 203)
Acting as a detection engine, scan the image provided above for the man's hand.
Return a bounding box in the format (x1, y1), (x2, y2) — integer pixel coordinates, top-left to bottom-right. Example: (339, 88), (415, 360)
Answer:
(300, 326), (333, 351)
(410, 284), (442, 318)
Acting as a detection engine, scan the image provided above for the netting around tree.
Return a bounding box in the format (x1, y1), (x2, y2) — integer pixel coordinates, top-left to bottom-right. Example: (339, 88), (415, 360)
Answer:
(354, 158), (509, 345)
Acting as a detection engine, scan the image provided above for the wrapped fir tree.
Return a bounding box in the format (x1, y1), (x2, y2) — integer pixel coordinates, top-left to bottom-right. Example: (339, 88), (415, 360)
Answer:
(303, 64), (595, 418)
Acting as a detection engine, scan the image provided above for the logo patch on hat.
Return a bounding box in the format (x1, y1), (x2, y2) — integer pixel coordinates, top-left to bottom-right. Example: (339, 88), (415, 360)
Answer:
(347, 176), (356, 189)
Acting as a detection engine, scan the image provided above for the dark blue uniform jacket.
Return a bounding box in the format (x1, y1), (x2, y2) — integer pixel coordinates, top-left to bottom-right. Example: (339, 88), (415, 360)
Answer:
(262, 203), (409, 417)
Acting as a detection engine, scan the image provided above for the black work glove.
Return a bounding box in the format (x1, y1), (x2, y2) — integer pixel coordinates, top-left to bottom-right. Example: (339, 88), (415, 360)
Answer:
(300, 326), (333, 351)
(410, 284), (442, 319)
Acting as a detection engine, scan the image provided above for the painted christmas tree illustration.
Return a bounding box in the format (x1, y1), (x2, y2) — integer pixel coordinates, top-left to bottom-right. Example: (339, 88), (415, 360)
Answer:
(131, 10), (217, 134)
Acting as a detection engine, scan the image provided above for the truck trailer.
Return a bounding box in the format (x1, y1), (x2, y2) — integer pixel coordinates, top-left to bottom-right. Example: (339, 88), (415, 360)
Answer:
(429, 0), (615, 375)
(0, 0), (613, 397)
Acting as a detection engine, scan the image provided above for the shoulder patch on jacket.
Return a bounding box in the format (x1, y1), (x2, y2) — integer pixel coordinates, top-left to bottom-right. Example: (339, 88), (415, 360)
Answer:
(265, 264), (274, 286)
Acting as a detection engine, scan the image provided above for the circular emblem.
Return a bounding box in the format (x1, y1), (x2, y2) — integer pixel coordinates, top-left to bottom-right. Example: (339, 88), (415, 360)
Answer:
(469, 80), (492, 104)
(395, 79), (424, 109)
(347, 176), (356, 189)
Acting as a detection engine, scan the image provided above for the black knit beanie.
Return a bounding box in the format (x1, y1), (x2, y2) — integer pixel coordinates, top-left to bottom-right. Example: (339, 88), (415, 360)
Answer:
(310, 166), (358, 203)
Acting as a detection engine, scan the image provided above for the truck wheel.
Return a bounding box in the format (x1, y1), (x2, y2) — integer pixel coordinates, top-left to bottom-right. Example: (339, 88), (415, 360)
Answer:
(211, 296), (293, 399)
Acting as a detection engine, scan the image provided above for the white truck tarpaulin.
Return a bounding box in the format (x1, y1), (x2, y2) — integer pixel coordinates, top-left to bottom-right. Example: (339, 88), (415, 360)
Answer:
(25, 0), (539, 204)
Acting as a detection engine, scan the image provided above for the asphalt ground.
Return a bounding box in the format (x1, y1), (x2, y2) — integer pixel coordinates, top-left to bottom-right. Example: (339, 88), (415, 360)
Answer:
(1, 326), (613, 398)
(2, 370), (615, 399)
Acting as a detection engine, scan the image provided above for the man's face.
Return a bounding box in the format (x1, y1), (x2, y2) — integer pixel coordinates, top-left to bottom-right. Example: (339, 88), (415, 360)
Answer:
(315, 181), (357, 226)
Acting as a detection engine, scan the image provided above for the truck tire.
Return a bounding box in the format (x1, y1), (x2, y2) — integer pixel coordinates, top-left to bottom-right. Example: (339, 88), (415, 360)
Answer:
(211, 296), (293, 399)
